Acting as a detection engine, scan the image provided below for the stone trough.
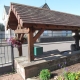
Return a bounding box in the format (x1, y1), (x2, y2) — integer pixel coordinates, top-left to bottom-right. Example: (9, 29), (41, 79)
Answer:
(14, 50), (80, 80)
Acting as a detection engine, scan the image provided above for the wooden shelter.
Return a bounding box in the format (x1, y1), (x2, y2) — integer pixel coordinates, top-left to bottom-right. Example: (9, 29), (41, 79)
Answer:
(7, 3), (80, 62)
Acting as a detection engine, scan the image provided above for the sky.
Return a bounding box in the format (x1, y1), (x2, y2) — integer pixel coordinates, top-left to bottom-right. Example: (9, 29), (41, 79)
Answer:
(0, 0), (80, 23)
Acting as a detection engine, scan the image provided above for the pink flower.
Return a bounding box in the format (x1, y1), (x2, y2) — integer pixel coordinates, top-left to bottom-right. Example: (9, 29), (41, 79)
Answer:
(7, 37), (22, 48)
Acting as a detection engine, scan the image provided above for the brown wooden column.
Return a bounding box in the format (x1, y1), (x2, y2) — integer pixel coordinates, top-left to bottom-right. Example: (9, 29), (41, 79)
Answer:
(74, 31), (79, 50)
(27, 28), (34, 61)
(17, 34), (23, 56)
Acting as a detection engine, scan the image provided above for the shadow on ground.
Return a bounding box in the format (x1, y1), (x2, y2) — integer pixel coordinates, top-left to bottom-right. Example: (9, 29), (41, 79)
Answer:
(35, 49), (71, 61)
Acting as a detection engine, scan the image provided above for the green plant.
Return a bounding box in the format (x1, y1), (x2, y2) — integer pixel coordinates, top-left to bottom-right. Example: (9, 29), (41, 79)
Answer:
(63, 72), (69, 80)
(63, 72), (76, 80)
(67, 72), (77, 80)
(58, 61), (80, 80)
(57, 75), (63, 80)
(39, 69), (51, 80)
(57, 71), (80, 80)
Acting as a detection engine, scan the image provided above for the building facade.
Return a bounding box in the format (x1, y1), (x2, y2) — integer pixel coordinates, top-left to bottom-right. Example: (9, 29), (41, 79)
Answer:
(2, 5), (15, 39)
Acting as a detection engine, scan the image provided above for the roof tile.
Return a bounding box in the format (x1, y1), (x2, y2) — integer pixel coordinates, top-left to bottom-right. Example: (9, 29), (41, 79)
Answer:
(11, 3), (80, 27)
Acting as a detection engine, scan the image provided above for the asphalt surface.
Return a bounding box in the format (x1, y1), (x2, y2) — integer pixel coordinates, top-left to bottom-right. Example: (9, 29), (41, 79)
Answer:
(0, 41), (76, 66)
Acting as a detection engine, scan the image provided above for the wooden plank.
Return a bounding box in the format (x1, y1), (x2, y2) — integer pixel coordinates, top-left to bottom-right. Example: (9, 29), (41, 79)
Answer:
(33, 29), (44, 43)
(27, 28), (34, 61)
(15, 28), (30, 33)
(23, 23), (80, 30)
(16, 33), (24, 40)
(33, 25), (80, 30)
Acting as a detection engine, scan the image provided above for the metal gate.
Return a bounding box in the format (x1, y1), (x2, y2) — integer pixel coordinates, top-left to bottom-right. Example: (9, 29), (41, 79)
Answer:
(0, 43), (14, 74)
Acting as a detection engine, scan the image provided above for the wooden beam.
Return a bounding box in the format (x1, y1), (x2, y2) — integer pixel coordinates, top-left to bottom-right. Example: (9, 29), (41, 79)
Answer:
(23, 23), (80, 30)
(33, 29), (44, 43)
(27, 28), (34, 61)
(15, 28), (30, 33)
(31, 24), (80, 30)
(17, 34), (23, 56)
(32, 29), (36, 33)
(19, 34), (24, 40)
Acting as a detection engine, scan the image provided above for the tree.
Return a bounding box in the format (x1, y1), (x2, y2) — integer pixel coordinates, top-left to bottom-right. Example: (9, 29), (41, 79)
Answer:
(0, 23), (5, 31)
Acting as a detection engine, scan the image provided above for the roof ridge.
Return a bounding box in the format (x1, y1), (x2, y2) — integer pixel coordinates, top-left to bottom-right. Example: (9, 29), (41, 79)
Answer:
(11, 2), (80, 18)
(11, 2), (51, 11)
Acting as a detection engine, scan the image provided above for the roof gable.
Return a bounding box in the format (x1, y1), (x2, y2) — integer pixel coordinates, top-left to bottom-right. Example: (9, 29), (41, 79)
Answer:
(4, 5), (10, 15)
(41, 3), (50, 10)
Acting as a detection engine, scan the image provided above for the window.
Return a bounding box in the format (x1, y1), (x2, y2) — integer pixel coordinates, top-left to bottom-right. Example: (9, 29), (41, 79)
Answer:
(43, 31), (48, 36)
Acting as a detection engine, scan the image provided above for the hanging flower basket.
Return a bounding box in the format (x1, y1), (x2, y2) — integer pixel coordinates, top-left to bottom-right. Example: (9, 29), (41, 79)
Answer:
(7, 37), (22, 48)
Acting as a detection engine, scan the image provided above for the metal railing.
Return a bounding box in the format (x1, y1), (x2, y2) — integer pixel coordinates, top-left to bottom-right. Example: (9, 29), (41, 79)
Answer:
(0, 34), (14, 74)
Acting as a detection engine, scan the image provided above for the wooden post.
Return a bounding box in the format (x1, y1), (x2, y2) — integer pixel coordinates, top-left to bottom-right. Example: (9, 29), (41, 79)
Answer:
(17, 34), (22, 56)
(27, 28), (34, 61)
(74, 31), (79, 50)
(18, 45), (22, 56)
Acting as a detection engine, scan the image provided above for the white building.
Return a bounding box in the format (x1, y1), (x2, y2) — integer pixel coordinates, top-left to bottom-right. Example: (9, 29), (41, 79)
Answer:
(2, 5), (15, 39)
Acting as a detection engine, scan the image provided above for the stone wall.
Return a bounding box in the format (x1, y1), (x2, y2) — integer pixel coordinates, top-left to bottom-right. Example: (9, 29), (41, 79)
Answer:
(15, 50), (80, 79)
(40, 36), (74, 42)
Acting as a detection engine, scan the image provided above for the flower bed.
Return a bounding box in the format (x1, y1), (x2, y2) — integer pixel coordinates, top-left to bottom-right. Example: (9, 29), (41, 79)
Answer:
(39, 68), (80, 80)
(26, 63), (80, 80)
(57, 71), (80, 80)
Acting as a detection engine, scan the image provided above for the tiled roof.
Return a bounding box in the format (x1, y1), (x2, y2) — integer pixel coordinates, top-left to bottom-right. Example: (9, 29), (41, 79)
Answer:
(4, 5), (10, 15)
(11, 3), (80, 27)
(5, 3), (50, 14)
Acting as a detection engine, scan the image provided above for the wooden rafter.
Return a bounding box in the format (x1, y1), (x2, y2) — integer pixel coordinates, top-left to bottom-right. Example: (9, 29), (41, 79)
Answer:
(33, 29), (44, 43)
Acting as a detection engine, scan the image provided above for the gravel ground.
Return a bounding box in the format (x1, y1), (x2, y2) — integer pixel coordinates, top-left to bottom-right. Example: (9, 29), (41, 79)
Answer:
(49, 63), (80, 80)
(0, 73), (23, 80)
(52, 63), (80, 75)
(0, 63), (80, 80)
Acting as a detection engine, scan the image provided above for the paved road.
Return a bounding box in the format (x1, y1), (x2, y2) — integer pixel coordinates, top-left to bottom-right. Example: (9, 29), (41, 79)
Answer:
(0, 41), (77, 66)
(14, 41), (76, 57)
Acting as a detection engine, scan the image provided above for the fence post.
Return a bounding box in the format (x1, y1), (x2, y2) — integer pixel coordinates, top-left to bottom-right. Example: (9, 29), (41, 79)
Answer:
(11, 44), (15, 72)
